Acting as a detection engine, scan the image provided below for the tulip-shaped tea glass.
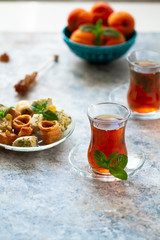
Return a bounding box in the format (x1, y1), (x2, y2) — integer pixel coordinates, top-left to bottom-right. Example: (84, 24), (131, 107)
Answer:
(68, 102), (145, 182)
(87, 102), (130, 175)
(127, 50), (160, 118)
(109, 50), (160, 119)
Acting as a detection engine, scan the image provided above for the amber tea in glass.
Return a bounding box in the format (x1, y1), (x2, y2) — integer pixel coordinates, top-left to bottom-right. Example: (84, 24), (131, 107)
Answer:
(87, 103), (130, 175)
(127, 50), (160, 115)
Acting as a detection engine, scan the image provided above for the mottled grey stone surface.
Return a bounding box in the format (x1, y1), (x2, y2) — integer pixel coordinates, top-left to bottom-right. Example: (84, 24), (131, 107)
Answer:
(0, 33), (160, 240)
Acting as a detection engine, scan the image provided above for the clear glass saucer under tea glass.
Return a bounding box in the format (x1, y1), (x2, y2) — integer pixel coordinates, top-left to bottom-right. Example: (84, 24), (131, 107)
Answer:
(69, 142), (145, 182)
(68, 102), (145, 182)
(110, 50), (160, 120)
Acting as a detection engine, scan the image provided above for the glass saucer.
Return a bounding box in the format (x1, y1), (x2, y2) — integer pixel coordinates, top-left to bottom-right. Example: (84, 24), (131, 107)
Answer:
(68, 142), (145, 182)
(109, 83), (160, 120)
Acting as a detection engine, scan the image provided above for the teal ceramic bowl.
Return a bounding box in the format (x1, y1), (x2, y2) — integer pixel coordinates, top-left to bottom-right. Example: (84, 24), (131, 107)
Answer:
(62, 27), (137, 63)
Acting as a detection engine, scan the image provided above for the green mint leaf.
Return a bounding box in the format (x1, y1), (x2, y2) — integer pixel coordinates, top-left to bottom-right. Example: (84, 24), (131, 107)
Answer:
(94, 34), (101, 45)
(80, 24), (96, 33)
(0, 110), (5, 119)
(106, 152), (119, 167)
(95, 19), (102, 30)
(30, 102), (42, 113)
(94, 150), (108, 169)
(41, 102), (48, 112)
(111, 154), (128, 169)
(30, 102), (48, 114)
(109, 167), (128, 180)
(0, 106), (14, 119)
(102, 28), (121, 38)
(43, 110), (58, 121)
(94, 150), (128, 180)
(4, 107), (14, 117)
(92, 29), (103, 34)
(80, 20), (104, 46)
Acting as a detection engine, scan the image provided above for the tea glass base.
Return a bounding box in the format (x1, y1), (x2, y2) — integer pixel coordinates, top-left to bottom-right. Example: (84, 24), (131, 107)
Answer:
(68, 142), (145, 182)
(109, 83), (160, 120)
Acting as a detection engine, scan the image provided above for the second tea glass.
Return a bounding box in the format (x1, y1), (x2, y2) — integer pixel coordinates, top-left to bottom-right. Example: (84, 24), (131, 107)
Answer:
(127, 50), (160, 118)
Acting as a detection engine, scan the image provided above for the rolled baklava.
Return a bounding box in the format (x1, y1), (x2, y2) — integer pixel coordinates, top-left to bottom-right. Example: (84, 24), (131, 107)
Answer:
(13, 115), (31, 134)
(38, 120), (62, 145)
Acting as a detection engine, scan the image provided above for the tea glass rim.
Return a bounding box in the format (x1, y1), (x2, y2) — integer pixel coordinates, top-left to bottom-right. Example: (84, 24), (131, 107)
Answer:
(87, 102), (131, 123)
(127, 49), (160, 69)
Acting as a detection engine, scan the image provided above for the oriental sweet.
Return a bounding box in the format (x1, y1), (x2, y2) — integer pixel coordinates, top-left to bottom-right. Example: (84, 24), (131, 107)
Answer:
(0, 98), (72, 148)
(13, 115), (31, 134)
(16, 100), (33, 115)
(0, 131), (17, 145)
(13, 136), (38, 147)
(38, 120), (62, 145)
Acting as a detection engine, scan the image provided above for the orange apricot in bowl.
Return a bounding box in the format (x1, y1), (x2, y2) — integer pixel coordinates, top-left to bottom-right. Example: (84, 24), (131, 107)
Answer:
(67, 8), (93, 32)
(91, 1), (114, 25)
(70, 20), (125, 47)
(70, 29), (126, 47)
(108, 11), (135, 35)
(70, 29), (102, 46)
(103, 32), (126, 46)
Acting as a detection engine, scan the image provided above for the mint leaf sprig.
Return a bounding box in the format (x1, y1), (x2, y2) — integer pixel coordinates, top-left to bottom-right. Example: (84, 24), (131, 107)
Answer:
(30, 102), (58, 121)
(80, 19), (121, 45)
(94, 150), (128, 180)
(31, 102), (48, 114)
(0, 106), (14, 120)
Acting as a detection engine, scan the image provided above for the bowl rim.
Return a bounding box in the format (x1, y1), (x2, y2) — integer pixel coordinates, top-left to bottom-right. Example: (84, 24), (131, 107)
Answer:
(62, 26), (137, 49)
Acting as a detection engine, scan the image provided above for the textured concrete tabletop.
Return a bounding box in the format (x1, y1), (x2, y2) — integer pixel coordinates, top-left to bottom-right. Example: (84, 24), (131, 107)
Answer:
(0, 33), (160, 240)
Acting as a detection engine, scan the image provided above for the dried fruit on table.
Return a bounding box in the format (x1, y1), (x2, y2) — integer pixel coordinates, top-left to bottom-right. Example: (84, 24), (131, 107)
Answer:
(0, 53), (10, 62)
(14, 71), (38, 95)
